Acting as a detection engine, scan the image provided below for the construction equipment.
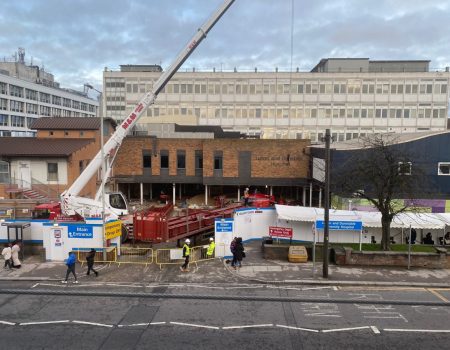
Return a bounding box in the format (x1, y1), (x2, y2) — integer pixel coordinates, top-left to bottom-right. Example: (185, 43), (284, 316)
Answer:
(41, 1), (236, 231)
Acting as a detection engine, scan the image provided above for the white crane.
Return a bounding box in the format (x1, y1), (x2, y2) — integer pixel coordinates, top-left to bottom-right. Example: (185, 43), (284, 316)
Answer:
(60, 0), (236, 221)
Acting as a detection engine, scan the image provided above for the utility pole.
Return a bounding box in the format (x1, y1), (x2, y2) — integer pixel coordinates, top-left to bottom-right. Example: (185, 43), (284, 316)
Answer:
(323, 129), (331, 278)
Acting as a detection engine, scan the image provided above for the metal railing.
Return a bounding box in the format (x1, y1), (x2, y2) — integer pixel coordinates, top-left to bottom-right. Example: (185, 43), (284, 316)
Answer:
(76, 247), (117, 265)
(116, 247), (153, 266)
(73, 244), (222, 268)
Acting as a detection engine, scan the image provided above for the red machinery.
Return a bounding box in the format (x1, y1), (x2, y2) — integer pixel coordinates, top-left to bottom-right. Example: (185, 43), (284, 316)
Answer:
(133, 203), (242, 243)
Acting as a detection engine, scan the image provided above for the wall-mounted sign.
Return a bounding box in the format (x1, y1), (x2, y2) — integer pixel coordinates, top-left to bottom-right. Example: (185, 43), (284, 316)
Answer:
(68, 225), (93, 239)
(215, 218), (234, 233)
(104, 220), (122, 240)
(315, 220), (362, 231)
(269, 226), (293, 238)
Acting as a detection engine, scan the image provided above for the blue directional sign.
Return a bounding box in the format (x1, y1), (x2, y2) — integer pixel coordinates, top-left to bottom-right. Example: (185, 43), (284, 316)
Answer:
(67, 225), (93, 238)
(215, 218), (234, 233)
(315, 220), (362, 231)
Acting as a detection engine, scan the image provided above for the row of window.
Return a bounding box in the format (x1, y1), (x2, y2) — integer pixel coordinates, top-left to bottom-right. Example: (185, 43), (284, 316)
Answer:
(115, 80), (449, 96)
(137, 105), (448, 120)
(0, 115), (36, 128)
(143, 151), (222, 171)
(0, 82), (96, 112)
(397, 162), (450, 177)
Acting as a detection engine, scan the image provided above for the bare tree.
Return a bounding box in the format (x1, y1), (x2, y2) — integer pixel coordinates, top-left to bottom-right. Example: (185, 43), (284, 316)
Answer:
(332, 134), (427, 251)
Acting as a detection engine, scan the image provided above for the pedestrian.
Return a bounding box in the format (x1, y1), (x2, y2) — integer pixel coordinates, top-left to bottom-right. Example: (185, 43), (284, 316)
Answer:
(62, 252), (78, 284)
(244, 188), (250, 206)
(180, 238), (191, 272)
(206, 237), (215, 258)
(230, 237), (237, 269)
(1, 243), (12, 269)
(86, 248), (99, 277)
(11, 241), (21, 269)
(234, 237), (245, 269)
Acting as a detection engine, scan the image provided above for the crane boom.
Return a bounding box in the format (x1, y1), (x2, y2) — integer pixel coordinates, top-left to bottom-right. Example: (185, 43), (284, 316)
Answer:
(61, 0), (235, 216)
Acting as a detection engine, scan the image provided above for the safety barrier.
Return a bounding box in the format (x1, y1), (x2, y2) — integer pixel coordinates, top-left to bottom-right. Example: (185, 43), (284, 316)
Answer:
(76, 247), (117, 265)
(156, 243), (224, 269)
(190, 243), (225, 263)
(116, 247), (154, 266)
(155, 248), (185, 270)
(74, 243), (223, 268)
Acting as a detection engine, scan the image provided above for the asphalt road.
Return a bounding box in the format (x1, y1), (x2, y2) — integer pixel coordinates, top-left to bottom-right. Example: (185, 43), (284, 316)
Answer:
(0, 281), (449, 350)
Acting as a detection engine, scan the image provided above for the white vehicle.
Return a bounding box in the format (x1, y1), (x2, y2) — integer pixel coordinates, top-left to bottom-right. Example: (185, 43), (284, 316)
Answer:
(59, 0), (235, 226)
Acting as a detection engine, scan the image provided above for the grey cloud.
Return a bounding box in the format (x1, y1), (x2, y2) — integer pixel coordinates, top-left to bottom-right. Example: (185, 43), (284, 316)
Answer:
(1, 0), (449, 89)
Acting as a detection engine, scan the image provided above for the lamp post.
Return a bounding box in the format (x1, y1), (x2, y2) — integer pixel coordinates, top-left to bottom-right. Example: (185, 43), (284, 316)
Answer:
(85, 84), (106, 257)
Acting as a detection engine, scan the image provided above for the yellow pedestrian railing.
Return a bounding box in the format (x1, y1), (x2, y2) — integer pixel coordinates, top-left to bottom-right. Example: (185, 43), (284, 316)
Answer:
(155, 248), (185, 270)
(190, 243), (225, 263)
(116, 247), (154, 266)
(76, 247), (117, 265)
(74, 243), (224, 268)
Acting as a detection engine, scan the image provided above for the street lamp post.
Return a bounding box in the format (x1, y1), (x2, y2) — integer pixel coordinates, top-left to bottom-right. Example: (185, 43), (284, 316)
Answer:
(85, 84), (106, 258)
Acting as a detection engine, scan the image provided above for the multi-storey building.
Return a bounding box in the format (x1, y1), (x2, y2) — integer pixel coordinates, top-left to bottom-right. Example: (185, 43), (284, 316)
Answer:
(103, 58), (450, 141)
(0, 49), (99, 137)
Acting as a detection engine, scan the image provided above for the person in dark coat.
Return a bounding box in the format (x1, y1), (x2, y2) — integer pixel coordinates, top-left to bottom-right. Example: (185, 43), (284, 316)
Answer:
(86, 248), (99, 276)
(234, 237), (245, 268)
(230, 237), (237, 269)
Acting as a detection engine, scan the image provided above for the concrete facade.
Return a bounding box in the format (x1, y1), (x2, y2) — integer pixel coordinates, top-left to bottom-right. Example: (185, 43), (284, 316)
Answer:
(0, 62), (98, 137)
(103, 59), (450, 141)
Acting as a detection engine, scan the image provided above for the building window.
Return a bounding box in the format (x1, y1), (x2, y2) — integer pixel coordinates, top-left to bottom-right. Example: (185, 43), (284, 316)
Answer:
(143, 151), (152, 168)
(0, 161), (10, 183)
(160, 150), (169, 169)
(438, 162), (450, 175)
(177, 151), (186, 169)
(11, 115), (24, 127)
(47, 163), (58, 181)
(214, 153), (223, 170)
(79, 160), (84, 175)
(0, 114), (8, 126)
(398, 162), (412, 175)
(49, 131), (54, 136)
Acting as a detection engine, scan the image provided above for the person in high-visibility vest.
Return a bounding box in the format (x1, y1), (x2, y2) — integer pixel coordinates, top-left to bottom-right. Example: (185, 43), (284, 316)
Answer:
(180, 238), (191, 272)
(206, 237), (215, 258)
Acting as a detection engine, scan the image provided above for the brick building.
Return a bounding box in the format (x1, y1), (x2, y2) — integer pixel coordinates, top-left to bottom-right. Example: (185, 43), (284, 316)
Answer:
(113, 136), (313, 205)
(0, 117), (115, 201)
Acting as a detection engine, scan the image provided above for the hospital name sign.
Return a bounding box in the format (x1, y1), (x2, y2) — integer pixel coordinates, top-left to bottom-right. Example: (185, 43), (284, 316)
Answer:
(315, 220), (362, 231)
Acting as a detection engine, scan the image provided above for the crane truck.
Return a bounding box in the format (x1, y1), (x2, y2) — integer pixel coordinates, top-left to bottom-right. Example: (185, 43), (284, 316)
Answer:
(44, 0), (236, 235)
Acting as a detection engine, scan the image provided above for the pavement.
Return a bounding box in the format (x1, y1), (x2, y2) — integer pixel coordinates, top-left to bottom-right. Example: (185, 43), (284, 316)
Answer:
(1, 241), (450, 287)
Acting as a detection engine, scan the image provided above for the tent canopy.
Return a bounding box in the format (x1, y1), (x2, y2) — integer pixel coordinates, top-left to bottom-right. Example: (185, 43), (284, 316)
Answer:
(275, 205), (450, 230)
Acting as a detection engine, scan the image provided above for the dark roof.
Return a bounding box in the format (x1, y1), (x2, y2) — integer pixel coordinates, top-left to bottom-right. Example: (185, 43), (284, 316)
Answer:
(0, 138), (94, 157)
(31, 117), (117, 130)
(174, 124), (243, 139)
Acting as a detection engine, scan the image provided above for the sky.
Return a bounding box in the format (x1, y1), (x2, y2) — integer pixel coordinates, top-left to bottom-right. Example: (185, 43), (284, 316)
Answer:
(1, 0), (450, 93)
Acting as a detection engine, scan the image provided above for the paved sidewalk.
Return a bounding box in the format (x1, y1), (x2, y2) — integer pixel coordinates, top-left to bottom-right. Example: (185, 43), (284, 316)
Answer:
(1, 241), (450, 287)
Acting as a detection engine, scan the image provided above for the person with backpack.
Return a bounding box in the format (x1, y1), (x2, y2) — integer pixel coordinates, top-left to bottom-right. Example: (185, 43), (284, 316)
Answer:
(62, 252), (78, 284)
(86, 248), (99, 277)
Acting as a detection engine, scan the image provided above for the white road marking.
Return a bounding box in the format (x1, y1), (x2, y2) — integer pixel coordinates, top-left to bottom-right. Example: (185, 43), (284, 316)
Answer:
(150, 322), (167, 325)
(276, 324), (319, 332)
(370, 326), (381, 334)
(30, 283), (39, 289)
(301, 286), (337, 291)
(118, 323), (149, 327)
(72, 320), (113, 328)
(170, 322), (219, 330)
(0, 320), (16, 325)
(322, 326), (370, 333)
(384, 328), (450, 333)
(20, 320), (70, 326)
(222, 324), (273, 329)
